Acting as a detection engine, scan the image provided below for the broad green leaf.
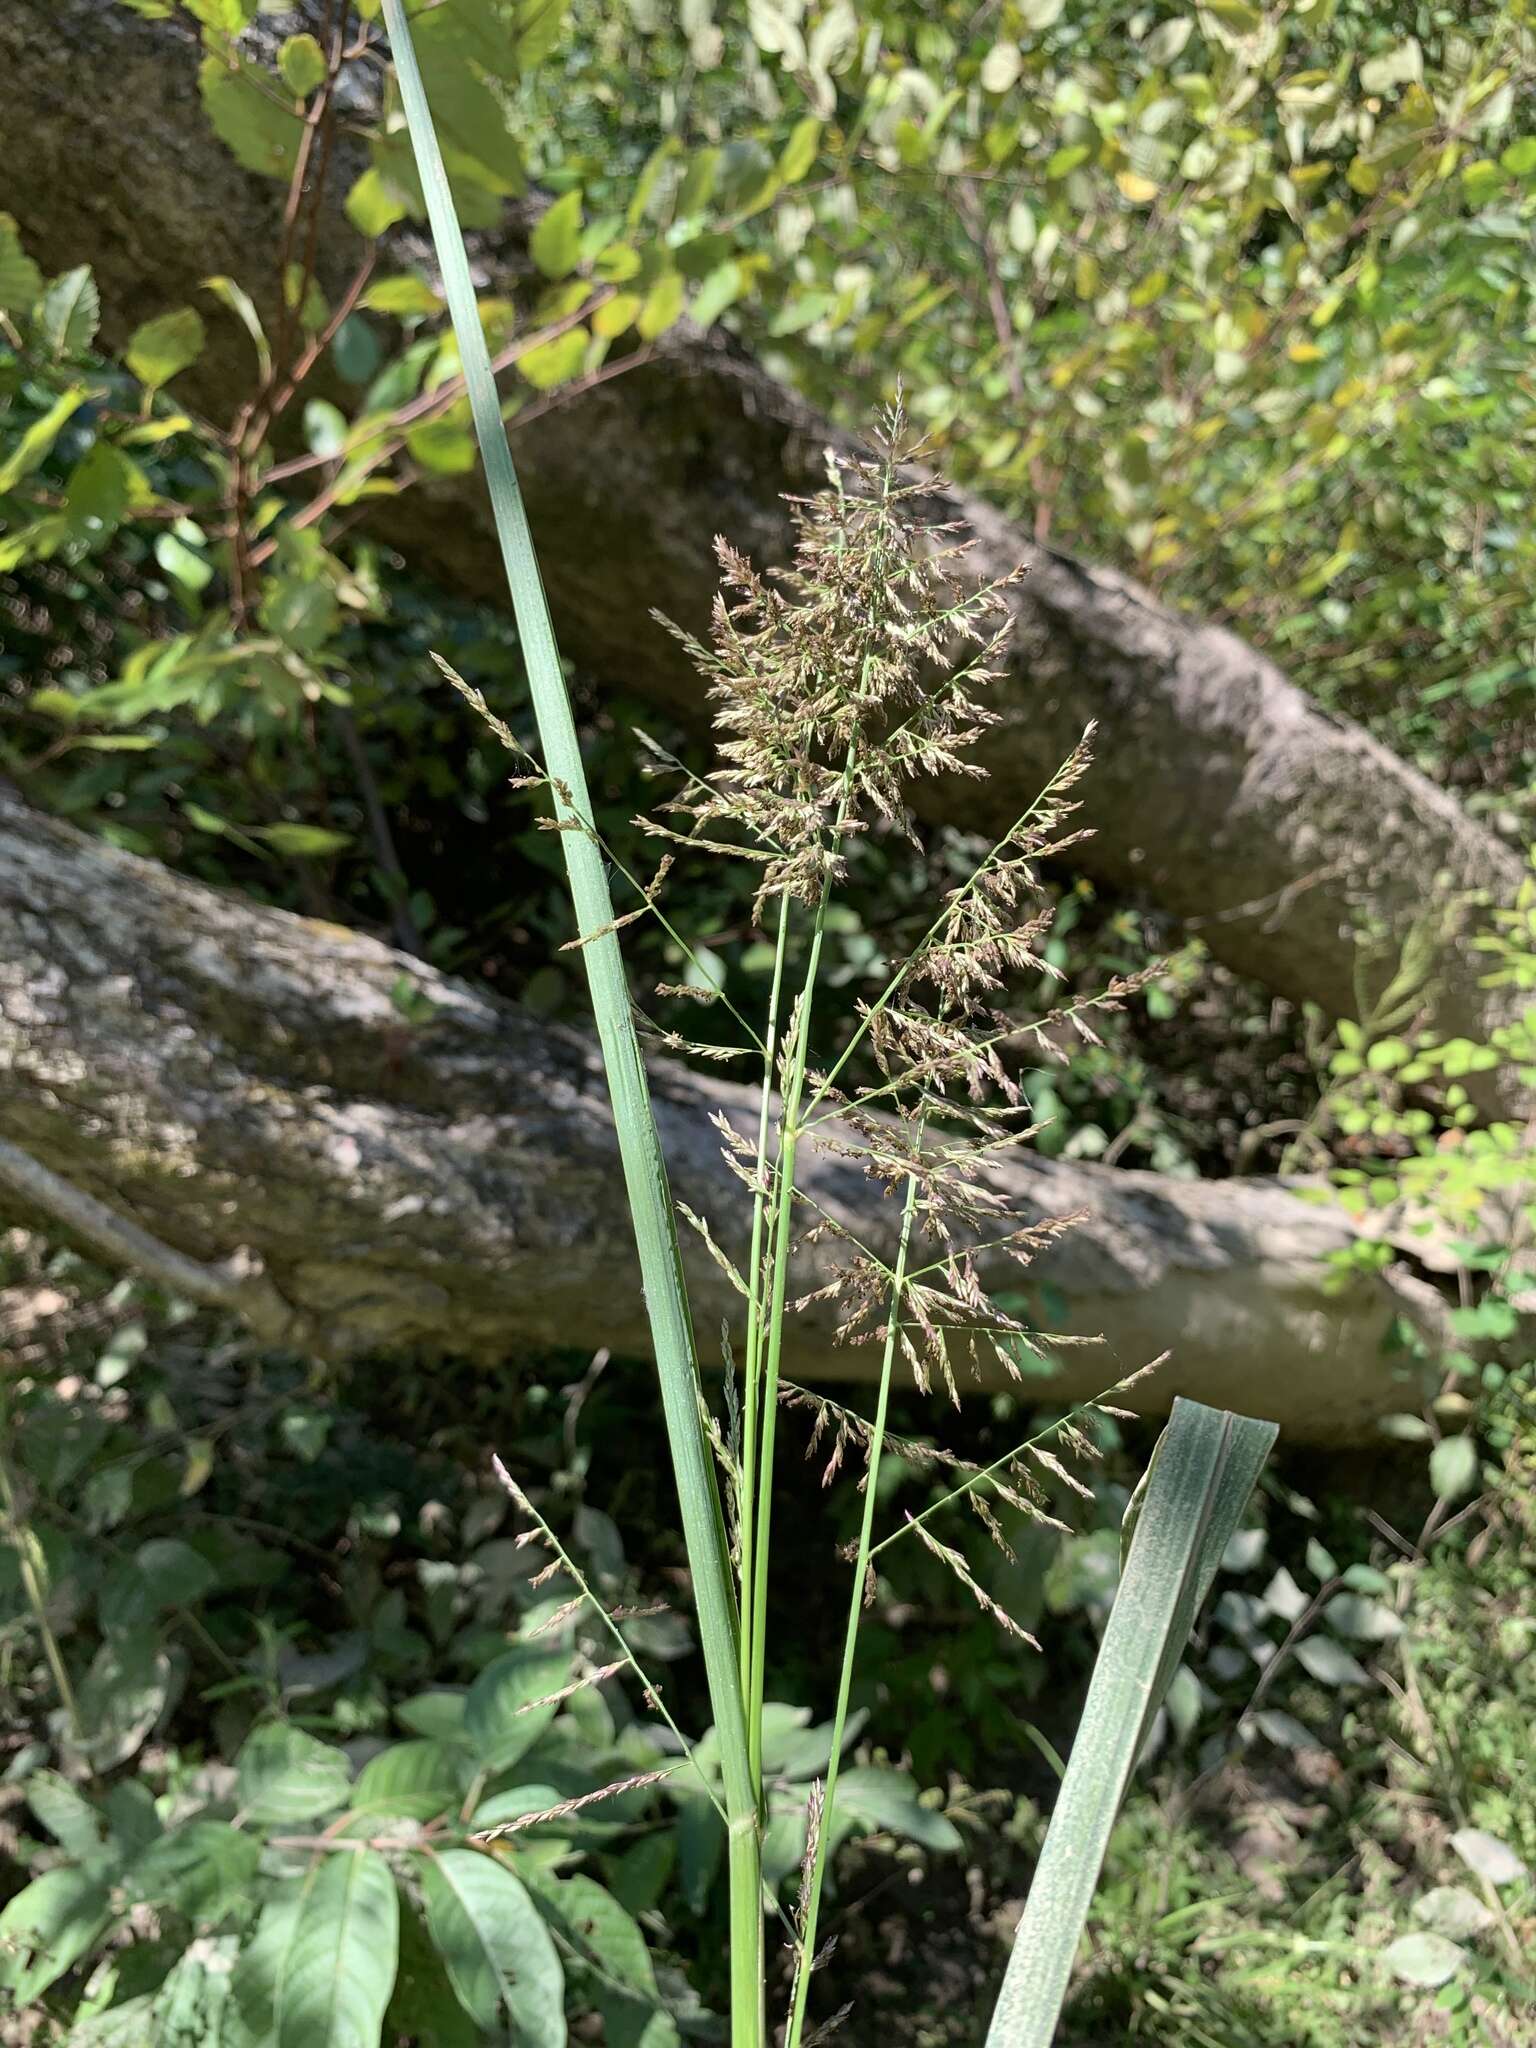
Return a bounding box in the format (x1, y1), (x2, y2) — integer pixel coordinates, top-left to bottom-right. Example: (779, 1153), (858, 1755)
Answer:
(199, 52), (303, 181)
(833, 1767), (961, 1852)
(25, 1771), (105, 1860)
(132, 1820), (261, 1922)
(419, 1848), (565, 2044)
(636, 272), (685, 341)
(37, 265), (100, 357)
(779, 117), (821, 183)
(346, 168), (410, 239)
(75, 1632), (174, 1770)
(690, 260), (744, 329)
(531, 190), (583, 279)
(63, 444), (132, 539)
(236, 1722), (351, 1825)
(386, 1900), (480, 2048)
(1429, 1433), (1479, 1500)
(278, 32), (328, 97)
(593, 291), (642, 339)
(395, 1690), (469, 1740)
(352, 1739), (464, 1819)
(530, 1871), (677, 2048)
(1294, 1633), (1370, 1688)
(463, 1642), (572, 1772)
(516, 326), (587, 391)
(126, 307), (206, 391)
(275, 1847), (399, 2048)
(987, 1398), (1276, 2048)
(0, 212), (43, 314)
(0, 1867), (111, 2004)
(0, 386), (88, 495)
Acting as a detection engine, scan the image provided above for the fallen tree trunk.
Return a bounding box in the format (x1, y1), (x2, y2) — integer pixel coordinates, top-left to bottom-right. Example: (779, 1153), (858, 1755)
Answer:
(0, 784), (1439, 1442)
(4, 1), (1527, 1107)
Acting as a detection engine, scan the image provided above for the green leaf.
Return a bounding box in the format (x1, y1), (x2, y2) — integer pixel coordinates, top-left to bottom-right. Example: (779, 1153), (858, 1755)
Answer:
(636, 272), (685, 341)
(1429, 1434), (1479, 1501)
(419, 1848), (566, 2043)
(516, 326), (587, 391)
(127, 306), (206, 391)
(275, 1847), (399, 2048)
(1293, 1634), (1371, 1687)
(463, 1643), (572, 1773)
(386, 1900), (480, 2048)
(1381, 1930), (1464, 1988)
(199, 52), (303, 181)
(346, 168), (411, 239)
(779, 117), (821, 183)
(255, 822), (351, 859)
(278, 32), (328, 97)
(0, 1868), (111, 2004)
(155, 530), (214, 595)
(833, 1767), (961, 1852)
(203, 273), (273, 378)
(236, 1722), (351, 1825)
(531, 190), (584, 279)
(987, 1398), (1276, 2048)
(132, 1820), (261, 1922)
(352, 1740), (464, 1820)
(0, 386), (88, 495)
(531, 1872), (677, 2048)
(690, 260), (744, 330)
(0, 212), (43, 314)
(75, 1632), (174, 1770)
(36, 265), (99, 357)
(25, 1771), (105, 1860)
(395, 1690), (468, 1740)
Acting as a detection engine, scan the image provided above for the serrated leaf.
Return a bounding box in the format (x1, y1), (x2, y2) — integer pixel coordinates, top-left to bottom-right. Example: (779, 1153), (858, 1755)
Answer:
(419, 1848), (566, 2043)
(127, 306), (206, 392)
(37, 265), (99, 357)
(275, 1846), (399, 2048)
(0, 212), (43, 314)
(199, 52), (303, 181)
(464, 1643), (572, 1773)
(236, 1722), (351, 1825)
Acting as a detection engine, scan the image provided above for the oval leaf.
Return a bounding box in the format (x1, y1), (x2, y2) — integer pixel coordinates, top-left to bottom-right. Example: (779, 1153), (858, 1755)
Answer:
(418, 1847), (566, 2044)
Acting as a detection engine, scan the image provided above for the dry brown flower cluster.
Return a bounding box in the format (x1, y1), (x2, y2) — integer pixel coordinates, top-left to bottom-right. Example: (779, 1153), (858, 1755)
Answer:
(653, 410), (1149, 1423)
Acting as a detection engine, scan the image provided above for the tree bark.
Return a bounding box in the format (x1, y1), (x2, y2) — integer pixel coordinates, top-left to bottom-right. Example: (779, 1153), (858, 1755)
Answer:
(0, 784), (1441, 1442)
(4, 1), (1526, 1105)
